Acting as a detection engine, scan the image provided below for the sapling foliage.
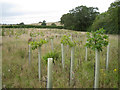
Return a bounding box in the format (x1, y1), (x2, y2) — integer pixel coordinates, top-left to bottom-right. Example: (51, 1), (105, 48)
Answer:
(29, 39), (48, 50)
(30, 32), (36, 37)
(30, 32), (40, 40)
(14, 29), (26, 39)
(40, 32), (44, 37)
(30, 32), (44, 40)
(61, 35), (76, 47)
(86, 28), (109, 52)
(85, 28), (109, 88)
(15, 32), (23, 39)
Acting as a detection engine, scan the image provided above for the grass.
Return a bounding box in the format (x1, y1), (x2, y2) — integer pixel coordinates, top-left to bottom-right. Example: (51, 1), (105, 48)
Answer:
(2, 28), (118, 88)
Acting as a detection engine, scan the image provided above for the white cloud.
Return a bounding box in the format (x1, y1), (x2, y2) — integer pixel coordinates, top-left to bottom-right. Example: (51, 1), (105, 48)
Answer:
(0, 0), (115, 24)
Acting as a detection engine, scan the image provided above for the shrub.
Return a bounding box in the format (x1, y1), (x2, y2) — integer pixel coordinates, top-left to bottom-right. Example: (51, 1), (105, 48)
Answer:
(42, 51), (60, 64)
(51, 23), (56, 26)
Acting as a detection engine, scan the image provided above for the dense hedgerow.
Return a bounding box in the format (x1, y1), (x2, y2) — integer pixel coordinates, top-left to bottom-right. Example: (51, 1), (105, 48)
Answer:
(1, 25), (64, 29)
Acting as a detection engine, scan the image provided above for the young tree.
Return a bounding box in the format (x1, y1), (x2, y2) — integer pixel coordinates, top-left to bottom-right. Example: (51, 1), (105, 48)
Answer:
(85, 28), (109, 88)
(29, 39), (48, 81)
(61, 35), (76, 86)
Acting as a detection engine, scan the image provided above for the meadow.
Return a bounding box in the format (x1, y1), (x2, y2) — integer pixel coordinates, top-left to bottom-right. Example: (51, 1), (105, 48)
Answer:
(2, 28), (118, 88)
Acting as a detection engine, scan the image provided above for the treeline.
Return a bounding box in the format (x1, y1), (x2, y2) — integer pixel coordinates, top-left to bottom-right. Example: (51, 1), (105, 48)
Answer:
(90, 1), (119, 34)
(60, 1), (119, 34)
(1, 25), (64, 29)
(2, 1), (119, 34)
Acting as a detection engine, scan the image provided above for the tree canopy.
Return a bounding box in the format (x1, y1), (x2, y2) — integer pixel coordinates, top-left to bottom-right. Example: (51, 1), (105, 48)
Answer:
(61, 5), (99, 31)
(60, 1), (119, 34)
(89, 1), (119, 34)
(41, 20), (46, 26)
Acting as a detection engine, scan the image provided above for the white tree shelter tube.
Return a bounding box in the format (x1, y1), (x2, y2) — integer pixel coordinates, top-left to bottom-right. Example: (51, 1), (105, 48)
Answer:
(51, 39), (54, 51)
(94, 49), (100, 88)
(28, 44), (31, 65)
(45, 38), (47, 52)
(61, 43), (65, 69)
(47, 58), (53, 88)
(70, 46), (75, 86)
(85, 41), (88, 61)
(85, 46), (88, 61)
(106, 43), (110, 70)
(38, 46), (41, 81)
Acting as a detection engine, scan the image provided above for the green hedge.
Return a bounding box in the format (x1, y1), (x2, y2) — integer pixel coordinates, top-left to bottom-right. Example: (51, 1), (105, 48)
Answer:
(1, 25), (64, 29)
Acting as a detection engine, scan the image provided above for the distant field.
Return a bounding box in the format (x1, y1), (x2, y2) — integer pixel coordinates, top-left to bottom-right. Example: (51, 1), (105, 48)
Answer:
(2, 28), (118, 88)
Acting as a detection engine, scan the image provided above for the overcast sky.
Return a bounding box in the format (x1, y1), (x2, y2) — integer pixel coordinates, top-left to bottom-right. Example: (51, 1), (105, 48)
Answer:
(0, 0), (115, 24)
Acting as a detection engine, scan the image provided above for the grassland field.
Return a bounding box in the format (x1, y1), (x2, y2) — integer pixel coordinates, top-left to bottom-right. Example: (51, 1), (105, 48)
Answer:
(1, 28), (118, 88)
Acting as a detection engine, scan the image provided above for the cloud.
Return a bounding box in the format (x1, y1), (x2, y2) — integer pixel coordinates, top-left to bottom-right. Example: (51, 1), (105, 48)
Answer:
(1, 2), (66, 17)
(1, 0), (115, 24)
(1, 2), (25, 17)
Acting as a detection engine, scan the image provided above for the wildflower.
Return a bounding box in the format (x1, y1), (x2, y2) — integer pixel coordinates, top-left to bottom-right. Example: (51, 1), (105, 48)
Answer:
(103, 73), (106, 76)
(114, 69), (117, 72)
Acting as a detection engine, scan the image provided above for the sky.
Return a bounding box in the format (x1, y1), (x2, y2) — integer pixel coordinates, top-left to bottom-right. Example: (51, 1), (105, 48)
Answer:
(0, 0), (115, 24)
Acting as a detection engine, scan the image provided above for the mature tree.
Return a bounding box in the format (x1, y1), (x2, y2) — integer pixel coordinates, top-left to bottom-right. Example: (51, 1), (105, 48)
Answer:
(39, 21), (42, 23)
(19, 22), (24, 25)
(108, 1), (119, 34)
(61, 5), (99, 31)
(90, 1), (120, 34)
(61, 13), (75, 30)
(41, 20), (46, 26)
